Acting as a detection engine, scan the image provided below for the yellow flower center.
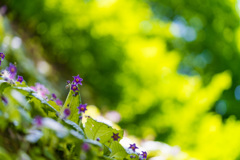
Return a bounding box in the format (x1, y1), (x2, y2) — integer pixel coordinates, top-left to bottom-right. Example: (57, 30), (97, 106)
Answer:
(11, 68), (15, 72)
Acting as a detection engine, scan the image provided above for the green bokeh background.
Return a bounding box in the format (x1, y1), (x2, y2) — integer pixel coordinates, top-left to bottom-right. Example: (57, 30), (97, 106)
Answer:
(0, 0), (240, 159)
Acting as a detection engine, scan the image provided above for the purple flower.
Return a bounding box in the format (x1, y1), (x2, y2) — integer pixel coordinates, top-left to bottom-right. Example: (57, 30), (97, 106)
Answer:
(71, 84), (78, 92)
(77, 103), (87, 113)
(73, 75), (83, 85)
(0, 5), (7, 15)
(130, 155), (135, 158)
(52, 93), (57, 99)
(34, 116), (43, 127)
(82, 143), (90, 152)
(56, 99), (63, 106)
(7, 63), (17, 79)
(129, 143), (138, 152)
(0, 53), (5, 60)
(141, 151), (147, 159)
(17, 75), (23, 83)
(1, 96), (8, 105)
(96, 137), (100, 141)
(63, 108), (71, 119)
(111, 133), (120, 141)
(67, 80), (71, 84)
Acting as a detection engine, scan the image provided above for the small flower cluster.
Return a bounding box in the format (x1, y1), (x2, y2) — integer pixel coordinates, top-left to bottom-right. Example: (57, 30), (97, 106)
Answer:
(110, 133), (147, 159)
(0, 53), (24, 84)
(50, 93), (68, 119)
(67, 75), (87, 119)
(69, 75), (83, 93)
(31, 84), (63, 109)
(51, 93), (63, 106)
(0, 53), (64, 112)
(0, 53), (147, 159)
(0, 52), (5, 65)
(31, 83), (50, 98)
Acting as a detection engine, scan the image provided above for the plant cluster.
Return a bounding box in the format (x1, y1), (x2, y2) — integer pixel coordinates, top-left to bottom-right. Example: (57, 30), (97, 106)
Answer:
(0, 52), (147, 160)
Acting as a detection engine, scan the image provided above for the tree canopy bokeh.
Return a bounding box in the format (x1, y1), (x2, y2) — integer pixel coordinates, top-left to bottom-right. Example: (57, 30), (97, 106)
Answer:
(0, 0), (240, 159)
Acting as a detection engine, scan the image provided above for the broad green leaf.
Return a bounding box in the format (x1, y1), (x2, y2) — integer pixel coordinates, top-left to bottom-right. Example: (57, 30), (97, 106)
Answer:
(70, 129), (84, 140)
(100, 155), (115, 160)
(13, 86), (35, 96)
(109, 141), (128, 160)
(63, 119), (84, 135)
(83, 139), (102, 148)
(31, 93), (57, 113)
(84, 117), (124, 145)
(124, 154), (139, 160)
(14, 87), (57, 115)
(48, 100), (61, 112)
(63, 89), (82, 124)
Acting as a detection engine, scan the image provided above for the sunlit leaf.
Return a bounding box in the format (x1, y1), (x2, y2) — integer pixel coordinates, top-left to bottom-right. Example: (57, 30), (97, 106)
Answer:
(84, 117), (124, 145)
(63, 119), (84, 135)
(109, 141), (128, 160)
(63, 89), (81, 124)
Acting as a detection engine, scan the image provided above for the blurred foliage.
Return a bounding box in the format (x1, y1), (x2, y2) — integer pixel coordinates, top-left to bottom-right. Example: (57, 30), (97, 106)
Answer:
(0, 0), (240, 159)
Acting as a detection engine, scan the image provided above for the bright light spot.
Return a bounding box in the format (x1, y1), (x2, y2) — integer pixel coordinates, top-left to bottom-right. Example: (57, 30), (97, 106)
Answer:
(142, 46), (158, 58)
(37, 61), (50, 75)
(140, 21), (152, 32)
(97, 0), (116, 7)
(237, 0), (240, 17)
(170, 22), (182, 37)
(184, 27), (196, 42)
(11, 36), (22, 49)
(170, 18), (197, 42)
(43, 118), (68, 138)
(105, 111), (121, 123)
(11, 90), (27, 106)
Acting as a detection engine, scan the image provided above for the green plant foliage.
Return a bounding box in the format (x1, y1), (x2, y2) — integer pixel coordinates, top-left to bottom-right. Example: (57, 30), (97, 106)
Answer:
(109, 141), (128, 160)
(85, 117), (124, 145)
(62, 89), (82, 124)
(0, 59), (143, 159)
(1, 0), (240, 159)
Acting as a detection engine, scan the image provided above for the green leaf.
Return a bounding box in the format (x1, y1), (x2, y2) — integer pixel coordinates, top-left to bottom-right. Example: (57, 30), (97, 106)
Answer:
(14, 86), (57, 115)
(69, 129), (84, 140)
(84, 117), (124, 145)
(63, 119), (84, 135)
(0, 80), (10, 93)
(83, 139), (103, 148)
(13, 86), (35, 96)
(98, 156), (115, 160)
(48, 100), (61, 112)
(109, 141), (128, 160)
(31, 92), (57, 113)
(63, 89), (82, 124)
